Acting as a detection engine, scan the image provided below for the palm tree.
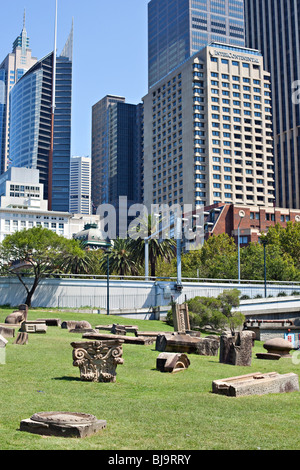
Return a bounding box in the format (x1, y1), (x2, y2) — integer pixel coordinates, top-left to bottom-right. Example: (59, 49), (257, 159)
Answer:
(100, 238), (139, 277)
(130, 214), (176, 278)
(59, 242), (96, 275)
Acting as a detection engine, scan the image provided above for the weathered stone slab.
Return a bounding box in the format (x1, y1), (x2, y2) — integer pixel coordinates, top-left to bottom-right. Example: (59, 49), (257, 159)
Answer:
(5, 304), (28, 325)
(0, 334), (8, 348)
(219, 331), (254, 366)
(136, 331), (167, 339)
(212, 372), (299, 397)
(156, 333), (220, 356)
(111, 324), (127, 335)
(196, 336), (220, 356)
(0, 326), (15, 338)
(83, 332), (155, 345)
(14, 332), (29, 345)
(156, 352), (190, 373)
(61, 321), (92, 330)
(20, 412), (106, 438)
(69, 328), (98, 334)
(172, 303), (190, 333)
(20, 321), (47, 334)
(71, 340), (124, 383)
(256, 353), (281, 361)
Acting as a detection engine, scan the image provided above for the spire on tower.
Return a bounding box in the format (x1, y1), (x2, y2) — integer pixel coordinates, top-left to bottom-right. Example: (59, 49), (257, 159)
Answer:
(60, 18), (73, 61)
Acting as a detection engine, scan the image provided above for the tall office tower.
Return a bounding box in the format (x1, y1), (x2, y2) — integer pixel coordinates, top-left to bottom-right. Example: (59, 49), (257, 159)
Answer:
(148, 0), (245, 88)
(244, 1), (300, 209)
(91, 95), (126, 210)
(0, 12), (37, 174)
(91, 96), (144, 215)
(69, 156), (92, 215)
(8, 24), (73, 212)
(143, 43), (275, 211)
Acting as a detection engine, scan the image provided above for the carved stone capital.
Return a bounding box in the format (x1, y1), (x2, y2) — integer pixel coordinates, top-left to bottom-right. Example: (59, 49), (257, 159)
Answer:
(71, 340), (124, 383)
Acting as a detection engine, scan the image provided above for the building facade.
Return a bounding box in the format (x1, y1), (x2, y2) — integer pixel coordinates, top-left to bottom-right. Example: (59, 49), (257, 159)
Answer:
(143, 42), (275, 213)
(0, 14), (37, 174)
(0, 167), (100, 243)
(91, 95), (126, 210)
(91, 96), (144, 216)
(202, 202), (300, 246)
(244, 0), (300, 209)
(148, 0), (245, 88)
(69, 156), (91, 215)
(8, 25), (73, 213)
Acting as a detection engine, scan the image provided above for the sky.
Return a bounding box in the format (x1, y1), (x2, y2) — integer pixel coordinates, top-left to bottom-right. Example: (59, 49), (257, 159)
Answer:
(0, 0), (149, 157)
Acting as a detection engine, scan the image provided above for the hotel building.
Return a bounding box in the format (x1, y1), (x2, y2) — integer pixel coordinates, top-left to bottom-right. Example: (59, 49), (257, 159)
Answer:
(143, 42), (275, 212)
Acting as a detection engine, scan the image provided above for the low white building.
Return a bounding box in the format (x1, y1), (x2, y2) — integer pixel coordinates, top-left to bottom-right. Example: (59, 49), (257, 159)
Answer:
(0, 168), (100, 242)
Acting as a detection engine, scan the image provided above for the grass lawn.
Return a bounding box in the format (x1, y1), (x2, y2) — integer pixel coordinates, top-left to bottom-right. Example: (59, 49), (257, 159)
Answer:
(0, 307), (300, 451)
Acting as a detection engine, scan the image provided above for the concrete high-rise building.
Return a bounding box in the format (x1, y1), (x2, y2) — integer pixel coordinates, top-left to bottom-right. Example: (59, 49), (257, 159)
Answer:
(0, 12), (37, 174)
(91, 96), (144, 215)
(244, 0), (300, 209)
(8, 23), (73, 213)
(148, 0), (245, 88)
(70, 156), (91, 215)
(143, 42), (275, 212)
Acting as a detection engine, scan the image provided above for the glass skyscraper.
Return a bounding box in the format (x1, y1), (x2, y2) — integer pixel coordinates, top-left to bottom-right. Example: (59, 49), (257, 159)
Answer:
(91, 96), (144, 233)
(0, 13), (37, 174)
(8, 24), (73, 212)
(148, 0), (245, 88)
(244, 0), (300, 209)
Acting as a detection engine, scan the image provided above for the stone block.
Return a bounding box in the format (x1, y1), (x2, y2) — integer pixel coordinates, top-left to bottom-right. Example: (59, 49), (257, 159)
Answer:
(156, 333), (220, 356)
(5, 304), (28, 325)
(212, 372), (299, 397)
(61, 321), (92, 330)
(20, 321), (47, 334)
(20, 412), (106, 438)
(14, 332), (29, 345)
(0, 334), (8, 348)
(0, 326), (15, 338)
(219, 331), (254, 366)
(172, 303), (190, 333)
(83, 332), (155, 345)
(156, 352), (190, 373)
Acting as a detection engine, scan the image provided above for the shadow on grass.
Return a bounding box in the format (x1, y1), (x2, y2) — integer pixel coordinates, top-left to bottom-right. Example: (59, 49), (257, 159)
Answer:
(52, 376), (82, 382)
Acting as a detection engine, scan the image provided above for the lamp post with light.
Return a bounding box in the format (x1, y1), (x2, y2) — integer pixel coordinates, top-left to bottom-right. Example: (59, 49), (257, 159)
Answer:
(104, 240), (114, 315)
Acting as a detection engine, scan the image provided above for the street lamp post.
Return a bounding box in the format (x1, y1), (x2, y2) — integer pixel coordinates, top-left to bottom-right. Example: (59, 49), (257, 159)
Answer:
(105, 240), (114, 315)
(261, 238), (268, 298)
(237, 210), (245, 284)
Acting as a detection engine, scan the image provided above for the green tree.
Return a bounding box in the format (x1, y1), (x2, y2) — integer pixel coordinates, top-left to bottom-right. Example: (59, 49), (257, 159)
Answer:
(58, 243), (99, 275)
(99, 238), (139, 277)
(241, 241), (300, 282)
(0, 227), (83, 306)
(264, 222), (300, 269)
(217, 288), (244, 334)
(187, 289), (244, 334)
(199, 234), (238, 279)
